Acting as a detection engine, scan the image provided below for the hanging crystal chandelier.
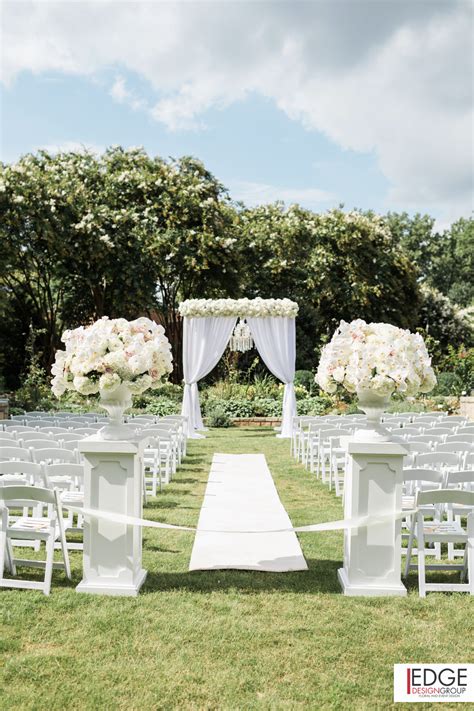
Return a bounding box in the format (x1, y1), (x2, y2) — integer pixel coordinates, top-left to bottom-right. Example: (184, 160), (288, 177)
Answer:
(229, 318), (253, 353)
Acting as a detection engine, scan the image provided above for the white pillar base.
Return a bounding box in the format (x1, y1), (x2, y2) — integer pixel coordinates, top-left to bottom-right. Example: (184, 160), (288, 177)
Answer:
(339, 439), (408, 597)
(77, 568), (147, 597)
(77, 436), (149, 597)
(337, 568), (406, 597)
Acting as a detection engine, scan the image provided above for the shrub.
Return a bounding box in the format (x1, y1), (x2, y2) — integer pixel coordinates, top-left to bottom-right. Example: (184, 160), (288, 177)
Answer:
(137, 398), (180, 417)
(297, 396), (333, 416)
(294, 370), (314, 392)
(203, 398), (254, 418)
(206, 405), (232, 428)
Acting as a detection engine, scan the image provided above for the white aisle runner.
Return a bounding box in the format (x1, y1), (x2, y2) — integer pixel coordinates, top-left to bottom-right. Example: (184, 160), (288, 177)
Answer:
(189, 453), (308, 572)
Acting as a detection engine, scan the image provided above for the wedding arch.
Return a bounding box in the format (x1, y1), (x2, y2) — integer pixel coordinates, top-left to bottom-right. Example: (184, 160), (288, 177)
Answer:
(179, 298), (298, 439)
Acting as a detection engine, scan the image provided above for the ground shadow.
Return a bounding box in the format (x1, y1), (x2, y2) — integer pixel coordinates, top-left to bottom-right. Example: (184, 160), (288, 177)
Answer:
(141, 558), (342, 595)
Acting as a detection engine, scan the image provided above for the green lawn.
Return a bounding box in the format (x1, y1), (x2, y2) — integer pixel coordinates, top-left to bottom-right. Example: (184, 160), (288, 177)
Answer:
(1, 428), (472, 710)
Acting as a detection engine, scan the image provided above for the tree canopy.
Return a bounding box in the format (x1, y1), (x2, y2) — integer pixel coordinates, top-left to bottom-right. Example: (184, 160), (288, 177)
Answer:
(0, 147), (472, 388)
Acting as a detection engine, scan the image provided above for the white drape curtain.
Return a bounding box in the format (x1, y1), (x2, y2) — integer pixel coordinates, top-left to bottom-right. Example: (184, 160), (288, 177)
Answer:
(181, 316), (237, 437)
(246, 316), (297, 438)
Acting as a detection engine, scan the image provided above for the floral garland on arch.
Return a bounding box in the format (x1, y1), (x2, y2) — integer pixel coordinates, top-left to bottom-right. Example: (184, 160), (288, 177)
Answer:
(179, 298), (299, 318)
(51, 316), (173, 398)
(316, 319), (437, 397)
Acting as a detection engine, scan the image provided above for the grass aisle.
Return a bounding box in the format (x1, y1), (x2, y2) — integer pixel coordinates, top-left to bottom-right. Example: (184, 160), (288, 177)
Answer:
(0, 428), (472, 710)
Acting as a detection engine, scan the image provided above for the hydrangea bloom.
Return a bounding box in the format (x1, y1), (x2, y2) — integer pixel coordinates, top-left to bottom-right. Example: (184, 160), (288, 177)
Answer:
(179, 298), (298, 318)
(316, 320), (437, 397)
(51, 316), (173, 398)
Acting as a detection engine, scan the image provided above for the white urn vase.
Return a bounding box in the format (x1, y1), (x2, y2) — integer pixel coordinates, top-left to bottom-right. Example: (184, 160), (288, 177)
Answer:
(353, 388), (391, 442)
(98, 384), (133, 440)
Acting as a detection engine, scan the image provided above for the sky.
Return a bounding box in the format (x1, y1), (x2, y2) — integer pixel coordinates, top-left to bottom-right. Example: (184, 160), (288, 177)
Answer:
(1, 0), (473, 228)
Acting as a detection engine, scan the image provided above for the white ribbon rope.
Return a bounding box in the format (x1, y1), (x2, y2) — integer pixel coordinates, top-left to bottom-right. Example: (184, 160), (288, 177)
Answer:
(66, 506), (416, 534)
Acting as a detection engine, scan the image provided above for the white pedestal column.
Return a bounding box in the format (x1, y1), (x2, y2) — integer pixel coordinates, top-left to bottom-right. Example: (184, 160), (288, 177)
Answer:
(76, 437), (147, 597)
(338, 440), (408, 597)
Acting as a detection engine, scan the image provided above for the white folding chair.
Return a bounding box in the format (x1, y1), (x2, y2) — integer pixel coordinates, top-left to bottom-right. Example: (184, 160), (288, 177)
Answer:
(405, 489), (474, 596)
(44, 463), (85, 549)
(0, 485), (71, 595)
(444, 470), (474, 560)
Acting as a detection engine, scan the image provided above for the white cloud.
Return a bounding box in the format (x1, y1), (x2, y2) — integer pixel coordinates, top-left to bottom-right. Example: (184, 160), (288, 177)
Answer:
(110, 75), (146, 111)
(1, 0), (472, 221)
(230, 181), (334, 209)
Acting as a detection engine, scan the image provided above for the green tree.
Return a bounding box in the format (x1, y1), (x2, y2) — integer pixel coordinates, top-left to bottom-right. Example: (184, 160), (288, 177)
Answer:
(0, 148), (242, 384)
(239, 205), (420, 369)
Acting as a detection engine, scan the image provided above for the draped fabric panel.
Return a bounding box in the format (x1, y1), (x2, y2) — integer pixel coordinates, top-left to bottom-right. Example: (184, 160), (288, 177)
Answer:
(246, 316), (297, 438)
(181, 316), (237, 437)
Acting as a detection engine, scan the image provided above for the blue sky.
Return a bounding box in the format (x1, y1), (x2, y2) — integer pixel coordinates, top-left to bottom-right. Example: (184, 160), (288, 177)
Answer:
(1, 1), (472, 227)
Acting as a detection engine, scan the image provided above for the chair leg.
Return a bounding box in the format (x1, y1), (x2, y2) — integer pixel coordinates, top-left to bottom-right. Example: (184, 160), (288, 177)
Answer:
(404, 517), (416, 578)
(417, 516), (426, 597)
(467, 514), (473, 595)
(43, 532), (55, 595)
(57, 517), (71, 580)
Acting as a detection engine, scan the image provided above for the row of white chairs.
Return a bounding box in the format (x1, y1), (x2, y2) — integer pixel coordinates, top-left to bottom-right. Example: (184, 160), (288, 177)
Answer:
(291, 413), (474, 595)
(0, 412), (191, 593)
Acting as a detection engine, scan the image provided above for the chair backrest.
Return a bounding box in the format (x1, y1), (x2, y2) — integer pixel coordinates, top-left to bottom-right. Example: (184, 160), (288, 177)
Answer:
(31, 447), (77, 464)
(22, 438), (62, 449)
(415, 451), (461, 469)
(424, 427), (455, 436)
(435, 442), (473, 454)
(0, 484), (57, 506)
(399, 427), (425, 436)
(409, 442), (432, 454)
(407, 435), (434, 444)
(142, 427), (174, 438)
(320, 428), (351, 440)
(0, 436), (17, 446)
(73, 427), (100, 435)
(0, 446), (32, 461)
(445, 470), (474, 487)
(44, 463), (85, 487)
(440, 416), (467, 423)
(25, 419), (56, 427)
(307, 423), (338, 434)
(457, 426), (474, 435)
(403, 468), (445, 485)
(3, 423), (34, 431)
(39, 426), (72, 435)
(60, 433), (86, 442)
(61, 441), (82, 453)
(61, 420), (87, 428)
(19, 431), (57, 443)
(416, 488), (474, 507)
(446, 434), (474, 443)
(0, 460), (43, 480)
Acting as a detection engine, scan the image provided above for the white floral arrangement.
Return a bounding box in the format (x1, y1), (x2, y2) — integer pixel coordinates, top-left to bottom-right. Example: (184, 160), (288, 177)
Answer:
(51, 316), (173, 398)
(179, 298), (298, 318)
(316, 319), (437, 397)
